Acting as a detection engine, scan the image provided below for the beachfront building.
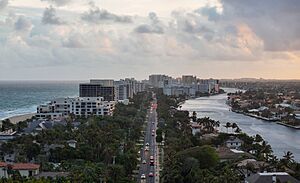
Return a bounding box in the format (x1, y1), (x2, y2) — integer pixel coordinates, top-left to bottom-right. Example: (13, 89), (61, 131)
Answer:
(159, 74), (220, 96)
(80, 83), (115, 101)
(36, 97), (115, 120)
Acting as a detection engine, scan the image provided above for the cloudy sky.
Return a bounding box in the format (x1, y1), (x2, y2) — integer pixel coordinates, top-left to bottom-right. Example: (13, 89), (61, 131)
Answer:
(0, 0), (300, 80)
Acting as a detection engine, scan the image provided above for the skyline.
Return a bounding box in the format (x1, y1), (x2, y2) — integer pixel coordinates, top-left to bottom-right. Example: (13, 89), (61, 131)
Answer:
(0, 0), (300, 80)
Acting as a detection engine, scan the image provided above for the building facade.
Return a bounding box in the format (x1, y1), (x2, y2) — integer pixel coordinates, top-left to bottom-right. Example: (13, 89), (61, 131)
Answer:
(79, 84), (115, 101)
(36, 97), (115, 120)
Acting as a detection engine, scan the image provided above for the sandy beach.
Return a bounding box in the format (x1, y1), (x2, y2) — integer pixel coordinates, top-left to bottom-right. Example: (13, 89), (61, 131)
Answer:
(1, 113), (36, 124)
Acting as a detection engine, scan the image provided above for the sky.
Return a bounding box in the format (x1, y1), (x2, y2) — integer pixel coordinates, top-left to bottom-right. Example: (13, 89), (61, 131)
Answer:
(0, 0), (300, 80)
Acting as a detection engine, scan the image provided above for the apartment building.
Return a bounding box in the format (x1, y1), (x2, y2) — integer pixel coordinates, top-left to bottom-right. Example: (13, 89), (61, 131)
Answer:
(79, 83), (115, 101)
(36, 97), (115, 120)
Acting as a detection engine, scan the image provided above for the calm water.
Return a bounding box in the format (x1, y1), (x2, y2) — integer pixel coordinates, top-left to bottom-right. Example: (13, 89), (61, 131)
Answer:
(0, 81), (81, 120)
(181, 88), (300, 162)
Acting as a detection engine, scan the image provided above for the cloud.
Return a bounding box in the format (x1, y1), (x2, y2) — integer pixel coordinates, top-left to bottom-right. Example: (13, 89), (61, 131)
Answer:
(14, 16), (33, 32)
(0, 0), (8, 10)
(220, 0), (300, 51)
(42, 6), (66, 25)
(134, 12), (164, 34)
(195, 6), (221, 21)
(40, 0), (71, 7)
(81, 3), (132, 24)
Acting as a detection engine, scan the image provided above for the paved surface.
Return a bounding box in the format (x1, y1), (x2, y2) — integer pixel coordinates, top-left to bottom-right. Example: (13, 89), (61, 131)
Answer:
(138, 93), (158, 183)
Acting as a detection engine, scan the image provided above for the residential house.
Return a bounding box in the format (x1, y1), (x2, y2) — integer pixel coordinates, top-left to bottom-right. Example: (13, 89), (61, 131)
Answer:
(67, 140), (77, 148)
(11, 163), (40, 178)
(226, 136), (243, 149)
(0, 162), (8, 178)
(245, 172), (300, 183)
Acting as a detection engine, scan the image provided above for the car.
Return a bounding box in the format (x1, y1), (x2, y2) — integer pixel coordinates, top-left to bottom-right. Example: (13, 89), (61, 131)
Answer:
(145, 146), (149, 151)
(141, 174), (146, 179)
(152, 129), (155, 133)
(150, 160), (154, 166)
(142, 160), (146, 164)
(152, 132), (155, 136)
(148, 172), (154, 177)
(146, 143), (149, 146)
(152, 122), (155, 124)
(150, 156), (154, 160)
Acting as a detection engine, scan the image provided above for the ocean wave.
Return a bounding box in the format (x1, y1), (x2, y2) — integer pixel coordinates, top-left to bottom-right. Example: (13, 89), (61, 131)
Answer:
(0, 105), (37, 120)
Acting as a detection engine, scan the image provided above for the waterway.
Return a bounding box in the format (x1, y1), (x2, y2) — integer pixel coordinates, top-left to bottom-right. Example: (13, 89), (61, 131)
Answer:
(181, 88), (300, 162)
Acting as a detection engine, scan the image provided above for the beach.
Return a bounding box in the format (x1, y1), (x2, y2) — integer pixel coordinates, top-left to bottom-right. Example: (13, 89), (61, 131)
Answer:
(1, 113), (36, 124)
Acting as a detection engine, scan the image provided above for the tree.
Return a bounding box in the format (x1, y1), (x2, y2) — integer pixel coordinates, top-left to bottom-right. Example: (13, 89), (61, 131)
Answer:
(191, 111), (197, 122)
(235, 127), (242, 134)
(282, 151), (294, 167)
(255, 134), (263, 143)
(225, 122), (232, 133)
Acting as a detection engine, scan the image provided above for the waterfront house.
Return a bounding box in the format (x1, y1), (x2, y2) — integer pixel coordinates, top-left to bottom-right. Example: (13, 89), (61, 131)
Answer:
(245, 172), (300, 183)
(225, 136), (243, 149)
(190, 122), (201, 136)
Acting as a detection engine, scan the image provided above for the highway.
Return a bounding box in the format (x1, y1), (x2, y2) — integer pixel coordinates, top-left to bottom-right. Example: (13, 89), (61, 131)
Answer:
(138, 93), (157, 183)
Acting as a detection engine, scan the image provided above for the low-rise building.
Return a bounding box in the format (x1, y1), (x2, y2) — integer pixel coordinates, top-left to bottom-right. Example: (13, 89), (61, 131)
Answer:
(11, 163), (40, 178)
(0, 163), (40, 178)
(0, 162), (8, 178)
(245, 172), (300, 183)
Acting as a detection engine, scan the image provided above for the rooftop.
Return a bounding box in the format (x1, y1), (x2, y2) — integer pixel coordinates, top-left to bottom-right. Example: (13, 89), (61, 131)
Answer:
(11, 163), (40, 170)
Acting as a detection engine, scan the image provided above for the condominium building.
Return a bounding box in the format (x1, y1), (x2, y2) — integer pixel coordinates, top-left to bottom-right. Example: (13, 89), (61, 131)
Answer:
(36, 97), (115, 120)
(79, 83), (115, 101)
(149, 74), (172, 88)
(182, 75), (197, 85)
(90, 79), (114, 87)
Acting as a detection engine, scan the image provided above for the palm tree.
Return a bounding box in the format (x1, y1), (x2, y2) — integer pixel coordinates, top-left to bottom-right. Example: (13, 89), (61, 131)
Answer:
(235, 127), (242, 134)
(282, 151), (294, 166)
(224, 122), (232, 133)
(191, 111), (197, 122)
(231, 123), (238, 133)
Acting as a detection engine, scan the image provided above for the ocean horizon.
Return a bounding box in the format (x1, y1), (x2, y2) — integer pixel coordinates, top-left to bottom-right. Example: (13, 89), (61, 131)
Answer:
(0, 80), (84, 120)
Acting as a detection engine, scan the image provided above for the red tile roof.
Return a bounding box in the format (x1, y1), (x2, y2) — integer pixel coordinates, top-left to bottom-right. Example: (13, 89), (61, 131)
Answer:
(12, 163), (40, 170)
(0, 162), (7, 167)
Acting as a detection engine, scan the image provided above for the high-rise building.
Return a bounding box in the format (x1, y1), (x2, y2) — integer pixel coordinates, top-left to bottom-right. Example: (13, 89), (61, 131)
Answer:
(149, 74), (172, 88)
(182, 75), (196, 85)
(90, 79), (114, 87)
(79, 83), (115, 101)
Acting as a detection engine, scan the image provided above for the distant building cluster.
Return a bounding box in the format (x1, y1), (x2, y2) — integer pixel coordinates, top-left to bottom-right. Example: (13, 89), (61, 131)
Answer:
(36, 75), (219, 119)
(149, 74), (220, 97)
(36, 78), (147, 120)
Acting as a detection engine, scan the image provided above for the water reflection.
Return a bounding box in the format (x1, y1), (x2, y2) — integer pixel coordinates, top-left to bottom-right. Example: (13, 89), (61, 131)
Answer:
(181, 88), (300, 161)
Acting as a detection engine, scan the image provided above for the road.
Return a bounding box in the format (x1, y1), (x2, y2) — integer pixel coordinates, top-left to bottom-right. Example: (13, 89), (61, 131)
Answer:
(138, 93), (158, 183)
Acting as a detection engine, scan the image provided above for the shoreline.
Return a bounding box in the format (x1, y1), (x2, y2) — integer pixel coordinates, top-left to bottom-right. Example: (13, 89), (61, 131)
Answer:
(229, 106), (300, 130)
(276, 122), (300, 129)
(1, 113), (36, 124)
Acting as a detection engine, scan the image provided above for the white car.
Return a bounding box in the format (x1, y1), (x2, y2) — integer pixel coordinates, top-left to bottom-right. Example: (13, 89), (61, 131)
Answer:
(141, 174), (146, 179)
(146, 143), (149, 146)
(142, 160), (146, 164)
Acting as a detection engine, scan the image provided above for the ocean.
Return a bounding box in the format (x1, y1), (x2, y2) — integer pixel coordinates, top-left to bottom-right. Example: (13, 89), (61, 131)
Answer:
(0, 81), (82, 120)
